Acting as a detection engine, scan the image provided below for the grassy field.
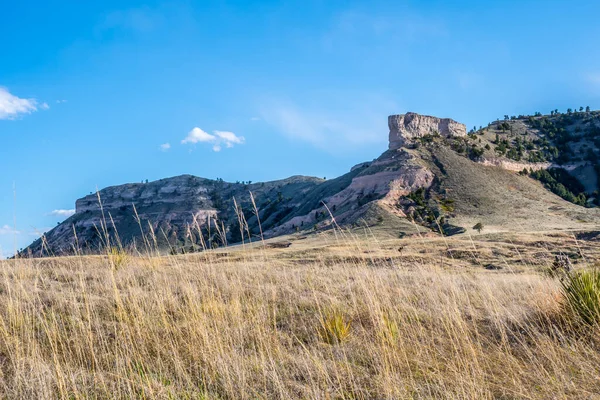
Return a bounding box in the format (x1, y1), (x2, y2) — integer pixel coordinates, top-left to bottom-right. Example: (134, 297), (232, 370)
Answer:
(1, 229), (600, 399)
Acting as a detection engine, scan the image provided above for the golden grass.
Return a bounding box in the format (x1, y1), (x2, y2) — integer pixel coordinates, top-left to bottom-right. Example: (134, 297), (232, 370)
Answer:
(108, 247), (129, 270)
(1, 233), (599, 399)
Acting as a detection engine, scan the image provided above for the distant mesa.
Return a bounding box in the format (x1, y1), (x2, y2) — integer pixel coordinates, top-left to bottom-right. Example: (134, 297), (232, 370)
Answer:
(388, 112), (467, 149)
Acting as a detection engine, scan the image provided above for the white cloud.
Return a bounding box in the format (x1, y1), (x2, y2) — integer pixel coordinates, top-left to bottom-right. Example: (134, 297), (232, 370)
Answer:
(0, 225), (20, 235)
(40, 102), (50, 110)
(214, 131), (244, 147)
(182, 127), (215, 144)
(50, 209), (76, 217)
(0, 87), (39, 120)
(56, 99), (67, 104)
(181, 127), (245, 151)
(160, 142), (171, 151)
(250, 116), (261, 121)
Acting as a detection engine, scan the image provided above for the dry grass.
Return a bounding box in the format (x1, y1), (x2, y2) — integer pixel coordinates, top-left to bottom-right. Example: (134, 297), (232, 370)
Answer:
(1, 232), (600, 399)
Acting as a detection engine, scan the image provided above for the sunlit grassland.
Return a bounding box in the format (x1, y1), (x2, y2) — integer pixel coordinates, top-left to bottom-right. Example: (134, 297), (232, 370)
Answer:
(0, 230), (599, 399)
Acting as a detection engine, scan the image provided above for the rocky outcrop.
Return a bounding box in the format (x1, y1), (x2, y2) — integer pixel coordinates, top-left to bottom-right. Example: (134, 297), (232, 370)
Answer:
(389, 112), (467, 149)
(479, 157), (550, 172)
(75, 175), (213, 215)
(264, 148), (434, 237)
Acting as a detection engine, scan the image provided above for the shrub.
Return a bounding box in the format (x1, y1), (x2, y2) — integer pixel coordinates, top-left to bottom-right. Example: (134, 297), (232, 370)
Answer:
(108, 247), (128, 269)
(379, 315), (399, 345)
(439, 198), (455, 213)
(530, 168), (588, 206)
(468, 145), (484, 160)
(406, 188), (426, 207)
(319, 310), (351, 344)
(560, 269), (600, 327)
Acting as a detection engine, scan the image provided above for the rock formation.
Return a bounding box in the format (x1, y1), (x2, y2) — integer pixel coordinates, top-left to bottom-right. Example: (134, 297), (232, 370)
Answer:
(388, 112), (467, 149)
(20, 110), (600, 257)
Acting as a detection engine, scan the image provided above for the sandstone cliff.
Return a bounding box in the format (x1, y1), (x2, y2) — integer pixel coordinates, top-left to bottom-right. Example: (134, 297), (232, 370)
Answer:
(388, 112), (467, 149)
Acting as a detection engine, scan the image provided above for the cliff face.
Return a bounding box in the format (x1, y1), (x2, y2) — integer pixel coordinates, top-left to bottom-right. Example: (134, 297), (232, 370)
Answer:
(75, 176), (212, 214)
(26, 175), (327, 256)
(388, 112), (467, 149)
(479, 158), (550, 172)
(21, 112), (600, 257)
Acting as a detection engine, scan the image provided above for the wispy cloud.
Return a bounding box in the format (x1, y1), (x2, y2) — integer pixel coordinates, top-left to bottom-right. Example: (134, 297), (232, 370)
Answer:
(50, 209), (76, 218)
(0, 225), (20, 235)
(0, 87), (39, 120)
(181, 128), (245, 152)
(582, 73), (600, 96)
(456, 71), (484, 91)
(322, 9), (447, 52)
(160, 143), (171, 151)
(586, 73), (600, 86)
(259, 96), (397, 151)
(98, 6), (165, 34)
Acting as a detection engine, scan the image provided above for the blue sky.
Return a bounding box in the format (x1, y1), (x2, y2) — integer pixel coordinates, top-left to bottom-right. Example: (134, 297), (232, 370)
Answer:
(2, 0), (600, 255)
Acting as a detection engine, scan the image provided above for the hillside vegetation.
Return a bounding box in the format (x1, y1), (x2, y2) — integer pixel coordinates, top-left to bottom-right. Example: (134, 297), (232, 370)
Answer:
(464, 108), (600, 204)
(3, 228), (600, 398)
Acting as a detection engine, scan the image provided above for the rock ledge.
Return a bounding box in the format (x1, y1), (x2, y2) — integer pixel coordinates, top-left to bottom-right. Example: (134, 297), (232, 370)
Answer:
(389, 112), (467, 149)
